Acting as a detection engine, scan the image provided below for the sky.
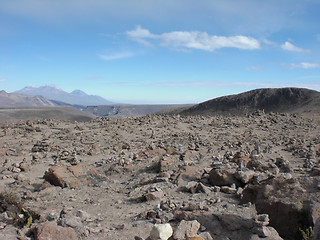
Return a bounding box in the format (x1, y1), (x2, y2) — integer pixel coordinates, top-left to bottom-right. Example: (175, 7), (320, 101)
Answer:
(0, 0), (320, 104)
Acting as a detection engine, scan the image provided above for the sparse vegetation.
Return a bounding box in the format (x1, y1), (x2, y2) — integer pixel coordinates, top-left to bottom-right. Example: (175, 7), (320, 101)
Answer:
(299, 226), (313, 240)
(0, 191), (39, 228)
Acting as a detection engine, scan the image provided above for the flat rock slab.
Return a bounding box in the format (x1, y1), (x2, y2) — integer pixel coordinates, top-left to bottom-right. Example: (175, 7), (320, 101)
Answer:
(43, 164), (103, 188)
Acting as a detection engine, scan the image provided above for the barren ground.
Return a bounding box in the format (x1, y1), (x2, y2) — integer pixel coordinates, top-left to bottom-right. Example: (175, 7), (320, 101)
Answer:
(0, 112), (320, 240)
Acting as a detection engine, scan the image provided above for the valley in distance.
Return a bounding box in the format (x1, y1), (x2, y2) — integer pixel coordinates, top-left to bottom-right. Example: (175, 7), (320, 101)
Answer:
(0, 86), (320, 240)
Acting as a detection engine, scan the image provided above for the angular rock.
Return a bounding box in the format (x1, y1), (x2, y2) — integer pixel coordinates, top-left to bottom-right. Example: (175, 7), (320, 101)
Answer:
(145, 187), (164, 201)
(196, 182), (211, 194)
(198, 231), (213, 240)
(43, 165), (80, 188)
(235, 169), (255, 184)
(60, 216), (83, 228)
(253, 226), (282, 239)
(184, 182), (210, 194)
(255, 214), (269, 226)
(208, 168), (238, 186)
(180, 166), (201, 181)
(43, 164), (102, 188)
(150, 223), (173, 240)
(173, 220), (200, 240)
(159, 155), (179, 172)
(35, 221), (78, 240)
(19, 162), (29, 172)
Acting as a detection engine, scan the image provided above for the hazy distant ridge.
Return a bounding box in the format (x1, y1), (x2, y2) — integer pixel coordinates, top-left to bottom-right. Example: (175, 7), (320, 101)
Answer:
(15, 86), (113, 106)
(0, 90), (57, 107)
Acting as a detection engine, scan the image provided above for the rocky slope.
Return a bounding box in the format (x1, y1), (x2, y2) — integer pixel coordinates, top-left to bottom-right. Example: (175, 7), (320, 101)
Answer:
(0, 111), (320, 239)
(168, 88), (320, 116)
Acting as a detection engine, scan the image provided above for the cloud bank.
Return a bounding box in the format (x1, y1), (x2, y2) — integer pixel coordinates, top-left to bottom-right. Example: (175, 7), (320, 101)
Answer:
(126, 26), (260, 52)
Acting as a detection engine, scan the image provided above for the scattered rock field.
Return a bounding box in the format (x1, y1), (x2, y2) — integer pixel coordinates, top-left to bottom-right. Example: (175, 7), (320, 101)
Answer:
(0, 111), (320, 240)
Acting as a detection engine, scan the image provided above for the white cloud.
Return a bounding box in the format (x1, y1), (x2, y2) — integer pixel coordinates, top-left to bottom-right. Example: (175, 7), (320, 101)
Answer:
(286, 62), (320, 69)
(126, 26), (260, 51)
(126, 26), (155, 39)
(98, 51), (134, 61)
(0, 78), (6, 82)
(126, 26), (157, 47)
(281, 41), (310, 53)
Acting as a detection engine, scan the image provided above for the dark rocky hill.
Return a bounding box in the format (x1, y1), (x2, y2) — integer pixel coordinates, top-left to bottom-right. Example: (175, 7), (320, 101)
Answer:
(171, 88), (320, 116)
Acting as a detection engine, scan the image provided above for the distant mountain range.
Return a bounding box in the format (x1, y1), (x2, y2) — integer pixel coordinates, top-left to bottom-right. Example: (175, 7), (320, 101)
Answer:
(165, 88), (320, 116)
(0, 90), (57, 107)
(14, 86), (113, 106)
(0, 90), (95, 122)
(1, 87), (319, 122)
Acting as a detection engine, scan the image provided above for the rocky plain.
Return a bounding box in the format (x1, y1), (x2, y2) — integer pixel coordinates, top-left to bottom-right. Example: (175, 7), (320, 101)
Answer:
(0, 110), (320, 240)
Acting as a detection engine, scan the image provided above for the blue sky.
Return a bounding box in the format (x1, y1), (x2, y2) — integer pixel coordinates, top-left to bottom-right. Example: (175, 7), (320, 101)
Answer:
(0, 0), (320, 104)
